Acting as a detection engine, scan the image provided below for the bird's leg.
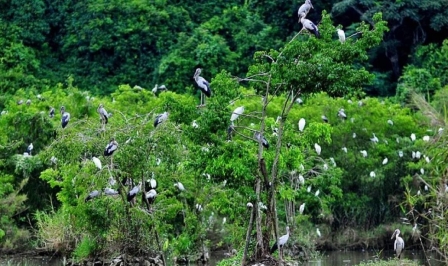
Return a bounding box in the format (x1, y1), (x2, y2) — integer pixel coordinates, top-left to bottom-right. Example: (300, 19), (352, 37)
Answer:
(201, 92), (204, 106)
(110, 155), (114, 171)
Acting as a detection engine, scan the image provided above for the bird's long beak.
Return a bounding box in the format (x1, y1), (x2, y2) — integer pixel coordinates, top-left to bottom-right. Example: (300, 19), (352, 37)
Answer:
(391, 231), (396, 239)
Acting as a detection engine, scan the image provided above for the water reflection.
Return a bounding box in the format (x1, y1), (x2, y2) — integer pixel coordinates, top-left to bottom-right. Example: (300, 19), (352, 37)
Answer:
(0, 250), (444, 266)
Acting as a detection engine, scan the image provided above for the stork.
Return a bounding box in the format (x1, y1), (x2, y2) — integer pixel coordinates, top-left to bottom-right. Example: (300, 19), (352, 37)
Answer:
(297, 0), (313, 18)
(337, 29), (345, 43)
(60, 106), (70, 128)
(49, 107), (55, 118)
(97, 104), (109, 129)
(337, 108), (347, 119)
(193, 68), (211, 106)
(321, 115), (329, 123)
(27, 143), (33, 156)
(104, 188), (119, 196)
(271, 226), (290, 259)
(254, 131), (269, 149)
(299, 13), (320, 38)
(154, 112), (169, 128)
(104, 138), (118, 157)
(85, 190), (100, 202)
(391, 229), (405, 259)
(127, 182), (142, 206)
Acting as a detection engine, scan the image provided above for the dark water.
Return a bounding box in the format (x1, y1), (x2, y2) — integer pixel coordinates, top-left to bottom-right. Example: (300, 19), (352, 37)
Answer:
(0, 250), (445, 265)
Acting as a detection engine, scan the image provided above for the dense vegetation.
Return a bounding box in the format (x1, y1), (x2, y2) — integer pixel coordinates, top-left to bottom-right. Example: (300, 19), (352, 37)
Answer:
(1, 0), (448, 265)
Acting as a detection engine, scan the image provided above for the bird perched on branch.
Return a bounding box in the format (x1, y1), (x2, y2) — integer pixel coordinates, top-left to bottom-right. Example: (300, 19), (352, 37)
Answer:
(391, 229), (404, 259)
(254, 131), (269, 149)
(127, 182), (142, 206)
(154, 112), (169, 128)
(337, 29), (345, 43)
(104, 138), (118, 156)
(299, 13), (320, 38)
(97, 104), (109, 125)
(194, 68), (211, 106)
(60, 106), (70, 128)
(85, 190), (100, 202)
(271, 226), (290, 258)
(297, 0), (313, 18)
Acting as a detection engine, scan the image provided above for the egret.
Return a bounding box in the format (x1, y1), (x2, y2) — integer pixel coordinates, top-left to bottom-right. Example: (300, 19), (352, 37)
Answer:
(371, 133), (379, 143)
(425, 156), (430, 163)
(415, 151), (421, 159)
(353, 132), (356, 138)
(321, 115), (329, 123)
(391, 229), (405, 259)
(97, 104), (109, 126)
(360, 150), (367, 158)
(316, 228), (321, 237)
(298, 118), (306, 132)
(342, 147), (347, 153)
(423, 135), (430, 142)
(27, 143), (33, 156)
(315, 189), (320, 197)
(149, 178), (157, 190)
(174, 182), (185, 191)
(49, 107), (55, 118)
(424, 185), (428, 191)
(296, 98), (303, 104)
(420, 168), (424, 175)
(92, 157), (102, 170)
(299, 13), (320, 38)
(192, 120), (199, 128)
(323, 163), (328, 171)
(104, 138), (118, 156)
(307, 186), (312, 192)
(127, 182), (142, 205)
(270, 226), (290, 258)
(154, 112), (169, 128)
(410, 133), (416, 142)
(230, 106), (245, 122)
(314, 143), (321, 155)
(370, 171), (376, 178)
(298, 175), (305, 185)
(417, 190), (421, 196)
(337, 108), (347, 119)
(382, 158), (388, 165)
(145, 189), (157, 204)
(387, 119), (394, 126)
(193, 68), (211, 106)
(85, 190), (100, 202)
(398, 151), (403, 157)
(60, 106), (70, 128)
(330, 157), (336, 167)
(412, 151), (416, 159)
(337, 29), (345, 43)
(254, 131), (269, 149)
(297, 0), (313, 18)
(299, 203), (305, 214)
(104, 188), (119, 196)
(358, 101), (363, 107)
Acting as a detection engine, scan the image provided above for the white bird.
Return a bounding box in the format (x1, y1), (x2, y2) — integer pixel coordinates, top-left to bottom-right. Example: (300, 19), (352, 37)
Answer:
(154, 112), (169, 128)
(299, 203), (305, 214)
(247, 202), (253, 208)
(298, 174), (305, 185)
(323, 163), (328, 171)
(307, 186), (312, 193)
(417, 190), (421, 196)
(296, 98), (303, 104)
(275, 116), (282, 124)
(412, 151), (416, 159)
(152, 84), (167, 94)
(298, 118), (306, 132)
(420, 168), (425, 175)
(104, 138), (118, 156)
(337, 29), (345, 43)
(358, 101), (363, 107)
(92, 157), (102, 170)
(50, 156), (58, 164)
(382, 158), (388, 165)
(330, 157), (336, 167)
(297, 0), (313, 18)
(370, 171), (376, 178)
(371, 133), (379, 143)
(387, 119), (394, 126)
(104, 188), (119, 196)
(337, 108), (347, 119)
(97, 104), (109, 125)
(425, 156), (430, 163)
(60, 106), (70, 128)
(149, 178), (157, 190)
(299, 13), (320, 38)
(316, 228), (321, 237)
(360, 150), (368, 158)
(270, 226), (290, 257)
(192, 120), (199, 128)
(26, 99), (31, 105)
(415, 151), (421, 159)
(391, 229), (405, 259)
(398, 151), (403, 157)
(145, 189), (157, 204)
(193, 68), (212, 106)
(127, 182), (142, 204)
(321, 115), (329, 123)
(353, 132), (357, 138)
(315, 189), (320, 197)
(422, 135), (430, 142)
(27, 143), (33, 155)
(156, 158), (161, 166)
(341, 147), (347, 153)
(195, 203), (203, 212)
(424, 185), (428, 191)
(108, 176), (116, 186)
(174, 182), (185, 191)
(314, 143), (321, 155)
(410, 133), (416, 142)
(230, 106), (245, 122)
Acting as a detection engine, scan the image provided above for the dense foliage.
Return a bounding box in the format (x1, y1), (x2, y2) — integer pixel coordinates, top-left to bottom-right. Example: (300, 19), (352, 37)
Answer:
(1, 1), (448, 265)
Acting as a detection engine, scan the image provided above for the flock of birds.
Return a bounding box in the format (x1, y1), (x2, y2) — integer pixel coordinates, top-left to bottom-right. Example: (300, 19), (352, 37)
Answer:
(7, 0), (412, 259)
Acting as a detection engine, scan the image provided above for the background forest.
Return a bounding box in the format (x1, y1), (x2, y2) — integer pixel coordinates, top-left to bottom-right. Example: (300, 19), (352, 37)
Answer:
(1, 0), (448, 264)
